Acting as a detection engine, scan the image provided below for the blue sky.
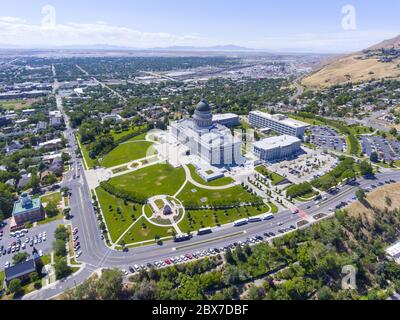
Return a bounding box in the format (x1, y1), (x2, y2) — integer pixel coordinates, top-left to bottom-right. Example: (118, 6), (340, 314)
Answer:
(0, 0), (399, 52)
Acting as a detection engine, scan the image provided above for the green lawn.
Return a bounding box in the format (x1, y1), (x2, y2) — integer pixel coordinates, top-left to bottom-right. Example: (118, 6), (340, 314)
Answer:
(0, 99), (29, 110)
(176, 182), (261, 207)
(95, 187), (143, 242)
(187, 165), (235, 187)
(37, 192), (63, 226)
(41, 192), (62, 205)
(179, 204), (273, 232)
(101, 140), (155, 168)
(108, 164), (186, 198)
(41, 255), (51, 266)
(118, 216), (174, 245)
(255, 166), (286, 185)
(0, 271), (4, 292)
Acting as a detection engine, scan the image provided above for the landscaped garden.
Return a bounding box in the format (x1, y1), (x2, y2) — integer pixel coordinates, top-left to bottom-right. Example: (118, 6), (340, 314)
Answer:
(118, 216), (174, 246)
(95, 187), (142, 242)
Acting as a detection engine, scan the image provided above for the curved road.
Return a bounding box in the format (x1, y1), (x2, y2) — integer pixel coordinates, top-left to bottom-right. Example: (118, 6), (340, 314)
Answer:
(24, 88), (400, 300)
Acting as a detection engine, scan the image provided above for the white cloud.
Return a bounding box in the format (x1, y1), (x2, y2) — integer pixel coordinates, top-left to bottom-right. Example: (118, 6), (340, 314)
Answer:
(0, 16), (210, 48)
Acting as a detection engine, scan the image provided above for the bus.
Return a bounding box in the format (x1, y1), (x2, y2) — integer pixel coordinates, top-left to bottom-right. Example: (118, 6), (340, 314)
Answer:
(197, 227), (212, 236)
(263, 213), (274, 221)
(234, 219), (249, 227)
(174, 234), (192, 243)
(248, 217), (262, 223)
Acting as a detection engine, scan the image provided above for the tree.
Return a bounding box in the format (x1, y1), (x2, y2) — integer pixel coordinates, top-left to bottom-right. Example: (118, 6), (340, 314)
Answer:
(52, 239), (67, 257)
(29, 174), (41, 194)
(12, 252), (29, 265)
(370, 151), (379, 163)
(8, 279), (22, 295)
(317, 286), (334, 300)
(96, 269), (124, 300)
(61, 152), (71, 164)
(45, 201), (59, 218)
(359, 161), (373, 176)
(29, 272), (40, 283)
(0, 182), (14, 220)
(55, 225), (69, 241)
(225, 248), (235, 264)
(54, 259), (72, 280)
(356, 189), (366, 203)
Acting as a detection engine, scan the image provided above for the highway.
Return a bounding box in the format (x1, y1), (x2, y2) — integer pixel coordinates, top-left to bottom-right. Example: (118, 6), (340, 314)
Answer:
(23, 82), (400, 300)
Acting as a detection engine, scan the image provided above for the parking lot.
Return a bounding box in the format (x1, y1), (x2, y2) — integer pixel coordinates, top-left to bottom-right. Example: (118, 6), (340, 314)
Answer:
(0, 220), (58, 270)
(268, 148), (339, 184)
(360, 136), (400, 162)
(311, 126), (347, 153)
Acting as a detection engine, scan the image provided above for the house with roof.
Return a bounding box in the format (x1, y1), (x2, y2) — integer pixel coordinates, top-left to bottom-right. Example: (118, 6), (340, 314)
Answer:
(4, 140), (23, 155)
(12, 193), (45, 226)
(4, 259), (36, 288)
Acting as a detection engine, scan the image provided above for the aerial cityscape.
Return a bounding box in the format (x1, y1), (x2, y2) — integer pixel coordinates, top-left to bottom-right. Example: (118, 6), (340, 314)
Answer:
(1, 0), (400, 306)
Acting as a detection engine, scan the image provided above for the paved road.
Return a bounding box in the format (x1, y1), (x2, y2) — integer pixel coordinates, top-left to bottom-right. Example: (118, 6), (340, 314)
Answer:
(24, 75), (400, 300)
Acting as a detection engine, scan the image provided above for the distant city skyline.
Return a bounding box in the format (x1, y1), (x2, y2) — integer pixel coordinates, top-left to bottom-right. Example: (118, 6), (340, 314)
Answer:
(0, 0), (399, 53)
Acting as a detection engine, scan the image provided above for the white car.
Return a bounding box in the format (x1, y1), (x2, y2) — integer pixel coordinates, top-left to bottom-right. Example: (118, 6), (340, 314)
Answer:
(38, 250), (43, 257)
(5, 261), (10, 268)
(76, 251), (82, 258)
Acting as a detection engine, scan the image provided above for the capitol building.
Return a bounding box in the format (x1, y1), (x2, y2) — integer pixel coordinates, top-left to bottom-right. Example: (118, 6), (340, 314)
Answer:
(169, 99), (243, 166)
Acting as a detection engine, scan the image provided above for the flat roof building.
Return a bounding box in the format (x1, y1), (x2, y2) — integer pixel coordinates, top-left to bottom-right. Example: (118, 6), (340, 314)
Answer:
(386, 242), (400, 263)
(253, 135), (302, 162)
(249, 111), (309, 139)
(12, 193), (45, 226)
(212, 113), (240, 128)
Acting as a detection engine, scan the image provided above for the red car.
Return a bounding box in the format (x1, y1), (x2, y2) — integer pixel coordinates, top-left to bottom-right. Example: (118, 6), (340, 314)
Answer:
(164, 259), (172, 265)
(185, 254), (193, 260)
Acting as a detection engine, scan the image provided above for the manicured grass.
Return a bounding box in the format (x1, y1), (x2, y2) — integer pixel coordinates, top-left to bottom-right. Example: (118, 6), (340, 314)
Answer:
(154, 199), (165, 209)
(101, 140), (155, 168)
(37, 213), (64, 226)
(179, 205), (272, 232)
(176, 182), (261, 207)
(41, 255), (51, 266)
(187, 165), (235, 187)
(0, 271), (4, 292)
(95, 187), (142, 242)
(108, 164), (186, 198)
(37, 192), (63, 225)
(144, 204), (153, 218)
(118, 216), (174, 245)
(296, 190), (319, 202)
(41, 192), (62, 205)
